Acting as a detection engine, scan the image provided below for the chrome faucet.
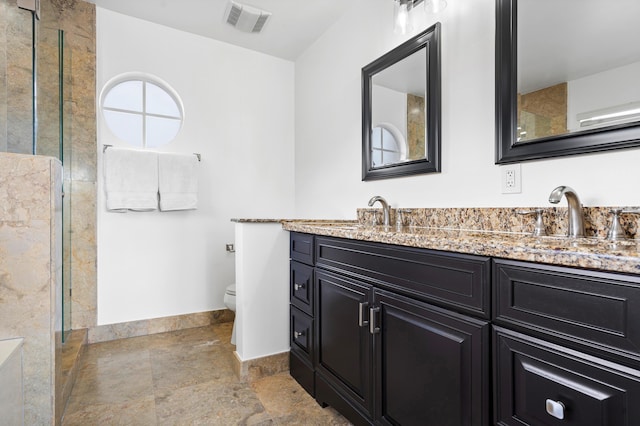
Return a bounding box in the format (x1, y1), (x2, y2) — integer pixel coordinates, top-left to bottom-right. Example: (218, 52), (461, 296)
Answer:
(368, 196), (391, 227)
(548, 186), (585, 238)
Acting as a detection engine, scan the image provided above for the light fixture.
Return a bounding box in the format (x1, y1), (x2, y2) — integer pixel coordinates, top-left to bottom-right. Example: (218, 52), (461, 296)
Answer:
(425, 0), (448, 14)
(393, 0), (414, 34)
(393, 0), (447, 34)
(577, 101), (640, 128)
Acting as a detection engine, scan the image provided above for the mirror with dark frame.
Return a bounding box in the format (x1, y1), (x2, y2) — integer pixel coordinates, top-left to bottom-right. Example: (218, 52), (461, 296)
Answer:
(362, 23), (441, 181)
(496, 0), (640, 163)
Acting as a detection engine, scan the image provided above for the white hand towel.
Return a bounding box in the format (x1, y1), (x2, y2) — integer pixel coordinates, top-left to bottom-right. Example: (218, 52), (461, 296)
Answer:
(158, 153), (198, 211)
(104, 148), (159, 212)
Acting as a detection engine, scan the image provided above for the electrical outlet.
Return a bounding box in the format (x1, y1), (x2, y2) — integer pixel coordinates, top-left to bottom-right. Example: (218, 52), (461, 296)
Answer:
(501, 164), (522, 194)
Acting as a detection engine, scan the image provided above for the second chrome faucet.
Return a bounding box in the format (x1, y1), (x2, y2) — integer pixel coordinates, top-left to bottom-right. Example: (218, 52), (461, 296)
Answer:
(368, 195), (391, 227)
(548, 185), (585, 238)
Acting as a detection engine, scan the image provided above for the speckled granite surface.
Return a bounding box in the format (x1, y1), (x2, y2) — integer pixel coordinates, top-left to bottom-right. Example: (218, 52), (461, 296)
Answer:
(231, 218), (283, 223)
(282, 215), (640, 275)
(358, 207), (640, 238)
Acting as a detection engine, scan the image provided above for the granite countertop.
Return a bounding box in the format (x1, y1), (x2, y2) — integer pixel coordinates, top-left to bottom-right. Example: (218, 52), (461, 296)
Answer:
(231, 219), (284, 223)
(281, 220), (640, 275)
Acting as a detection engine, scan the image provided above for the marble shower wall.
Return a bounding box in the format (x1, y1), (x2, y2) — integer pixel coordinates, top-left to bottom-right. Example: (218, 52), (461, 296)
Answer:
(0, 153), (63, 424)
(38, 0), (97, 331)
(0, 0), (34, 154)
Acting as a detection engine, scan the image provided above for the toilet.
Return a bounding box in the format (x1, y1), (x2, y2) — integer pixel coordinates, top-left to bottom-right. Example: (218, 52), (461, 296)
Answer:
(224, 284), (236, 344)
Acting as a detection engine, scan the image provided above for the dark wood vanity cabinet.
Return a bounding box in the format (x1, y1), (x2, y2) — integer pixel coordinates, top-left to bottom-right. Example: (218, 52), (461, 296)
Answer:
(289, 233), (640, 425)
(289, 233), (316, 396)
(492, 259), (640, 426)
(291, 233), (491, 426)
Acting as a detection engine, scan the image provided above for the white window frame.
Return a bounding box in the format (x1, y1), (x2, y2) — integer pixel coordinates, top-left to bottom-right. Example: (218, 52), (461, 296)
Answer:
(100, 72), (184, 148)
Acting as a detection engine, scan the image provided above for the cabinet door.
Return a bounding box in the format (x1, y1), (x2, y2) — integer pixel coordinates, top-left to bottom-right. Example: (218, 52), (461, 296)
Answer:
(494, 326), (640, 426)
(373, 289), (490, 426)
(315, 270), (374, 418)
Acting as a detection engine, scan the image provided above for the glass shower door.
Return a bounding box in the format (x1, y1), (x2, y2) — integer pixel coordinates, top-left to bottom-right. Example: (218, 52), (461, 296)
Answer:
(37, 24), (73, 342)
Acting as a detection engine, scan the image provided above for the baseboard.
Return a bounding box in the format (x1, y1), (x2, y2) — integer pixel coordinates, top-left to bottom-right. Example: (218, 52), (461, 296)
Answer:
(233, 350), (290, 383)
(87, 309), (235, 344)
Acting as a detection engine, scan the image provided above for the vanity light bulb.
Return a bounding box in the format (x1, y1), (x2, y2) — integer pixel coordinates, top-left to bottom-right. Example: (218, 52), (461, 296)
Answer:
(393, 0), (413, 34)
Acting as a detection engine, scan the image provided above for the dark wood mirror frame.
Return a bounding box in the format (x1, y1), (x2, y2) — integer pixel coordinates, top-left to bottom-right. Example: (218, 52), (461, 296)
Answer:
(496, 0), (640, 164)
(362, 23), (441, 181)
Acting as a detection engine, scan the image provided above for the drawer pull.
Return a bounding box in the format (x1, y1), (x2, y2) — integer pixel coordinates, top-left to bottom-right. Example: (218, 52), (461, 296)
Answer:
(369, 307), (381, 334)
(358, 302), (369, 327)
(294, 283), (306, 291)
(294, 330), (305, 339)
(545, 399), (565, 420)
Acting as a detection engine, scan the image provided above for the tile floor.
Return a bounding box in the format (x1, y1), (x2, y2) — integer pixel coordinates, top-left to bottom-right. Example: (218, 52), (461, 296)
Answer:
(62, 322), (350, 425)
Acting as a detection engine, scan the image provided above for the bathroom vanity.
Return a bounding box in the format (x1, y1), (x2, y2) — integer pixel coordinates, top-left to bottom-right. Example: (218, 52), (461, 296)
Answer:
(284, 221), (640, 426)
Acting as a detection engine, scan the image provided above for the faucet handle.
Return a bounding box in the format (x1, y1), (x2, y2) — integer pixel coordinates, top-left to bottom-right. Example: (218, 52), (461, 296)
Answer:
(517, 209), (548, 237)
(370, 211), (379, 227)
(395, 209), (413, 231)
(607, 208), (640, 240)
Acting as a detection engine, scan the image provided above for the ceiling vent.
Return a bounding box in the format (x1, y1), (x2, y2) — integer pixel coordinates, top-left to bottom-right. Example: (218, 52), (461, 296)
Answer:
(224, 1), (272, 34)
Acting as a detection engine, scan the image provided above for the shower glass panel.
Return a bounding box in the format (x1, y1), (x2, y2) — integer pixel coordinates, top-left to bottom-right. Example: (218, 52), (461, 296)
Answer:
(61, 30), (73, 342)
(36, 25), (73, 342)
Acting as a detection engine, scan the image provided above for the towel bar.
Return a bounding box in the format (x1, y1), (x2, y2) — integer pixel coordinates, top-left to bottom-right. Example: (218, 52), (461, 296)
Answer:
(102, 145), (201, 161)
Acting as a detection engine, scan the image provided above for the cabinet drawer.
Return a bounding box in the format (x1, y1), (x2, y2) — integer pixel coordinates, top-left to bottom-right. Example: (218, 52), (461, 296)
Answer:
(290, 232), (314, 266)
(316, 236), (491, 318)
(290, 261), (314, 315)
(290, 306), (313, 364)
(494, 259), (640, 362)
(494, 326), (640, 426)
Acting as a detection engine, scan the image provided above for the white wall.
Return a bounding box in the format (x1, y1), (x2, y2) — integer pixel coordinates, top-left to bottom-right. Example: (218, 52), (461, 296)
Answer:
(96, 9), (295, 325)
(235, 223), (289, 361)
(294, 0), (640, 218)
(372, 85), (407, 138)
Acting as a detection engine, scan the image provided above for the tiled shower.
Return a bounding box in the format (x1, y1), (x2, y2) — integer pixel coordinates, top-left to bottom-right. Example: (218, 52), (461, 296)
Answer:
(0, 0), (97, 423)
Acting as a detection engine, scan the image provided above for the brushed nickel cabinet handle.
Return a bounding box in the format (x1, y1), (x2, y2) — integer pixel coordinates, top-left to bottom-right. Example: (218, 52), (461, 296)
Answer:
(294, 330), (305, 339)
(358, 302), (369, 327)
(294, 283), (306, 291)
(545, 399), (565, 420)
(369, 307), (380, 334)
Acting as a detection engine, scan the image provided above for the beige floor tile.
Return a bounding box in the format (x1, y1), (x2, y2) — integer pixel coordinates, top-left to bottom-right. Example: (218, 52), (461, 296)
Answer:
(150, 344), (236, 392)
(66, 351), (154, 412)
(62, 325), (349, 425)
(62, 396), (157, 426)
(155, 377), (270, 425)
(252, 373), (351, 425)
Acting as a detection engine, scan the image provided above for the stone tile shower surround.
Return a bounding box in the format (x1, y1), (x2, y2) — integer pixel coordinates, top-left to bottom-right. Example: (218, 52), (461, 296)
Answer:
(0, 153), (63, 424)
(358, 206), (640, 239)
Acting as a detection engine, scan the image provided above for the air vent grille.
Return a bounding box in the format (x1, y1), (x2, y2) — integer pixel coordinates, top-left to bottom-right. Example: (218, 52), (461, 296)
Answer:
(224, 1), (272, 34)
(226, 3), (241, 26)
(252, 14), (270, 33)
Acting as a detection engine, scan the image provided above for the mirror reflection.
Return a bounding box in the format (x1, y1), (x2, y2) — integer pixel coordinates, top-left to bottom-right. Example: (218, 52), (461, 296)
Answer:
(516, 0), (640, 144)
(371, 48), (427, 166)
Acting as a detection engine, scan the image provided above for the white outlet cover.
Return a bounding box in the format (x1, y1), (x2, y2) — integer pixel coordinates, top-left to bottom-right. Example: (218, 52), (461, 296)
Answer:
(501, 164), (522, 194)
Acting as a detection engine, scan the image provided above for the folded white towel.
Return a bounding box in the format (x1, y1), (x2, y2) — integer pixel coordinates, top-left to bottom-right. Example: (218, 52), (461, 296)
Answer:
(104, 148), (159, 212)
(158, 153), (198, 211)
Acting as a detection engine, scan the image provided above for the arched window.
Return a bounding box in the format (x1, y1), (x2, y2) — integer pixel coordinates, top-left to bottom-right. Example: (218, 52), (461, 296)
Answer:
(101, 74), (184, 148)
(371, 123), (406, 167)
